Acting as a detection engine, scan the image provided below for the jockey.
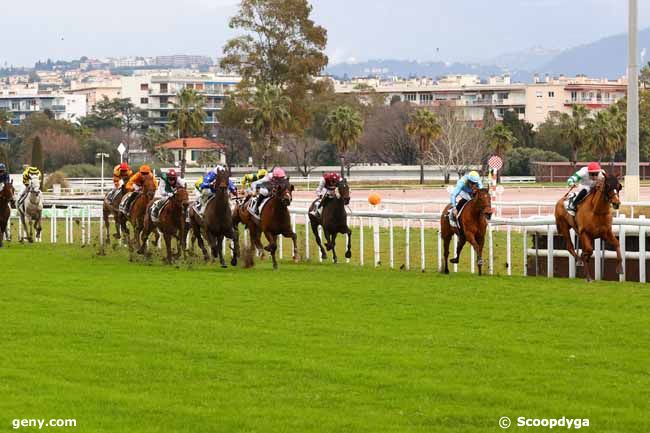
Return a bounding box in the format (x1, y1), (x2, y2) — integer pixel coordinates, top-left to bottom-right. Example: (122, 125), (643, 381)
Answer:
(311, 172), (341, 216)
(17, 166), (42, 207)
(112, 162), (133, 189)
(195, 166), (237, 215)
(251, 167), (286, 215)
(241, 168), (268, 194)
(566, 162), (605, 215)
(123, 165), (157, 211)
(151, 168), (184, 218)
(0, 163), (13, 207)
(449, 171), (483, 225)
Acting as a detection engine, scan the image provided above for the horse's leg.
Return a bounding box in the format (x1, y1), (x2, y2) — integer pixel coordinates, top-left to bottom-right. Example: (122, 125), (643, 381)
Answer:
(163, 233), (173, 264)
(217, 235), (227, 268)
(194, 225), (210, 262)
(557, 220), (581, 266)
(102, 208), (111, 242)
(465, 233), (483, 276)
(442, 233), (451, 274)
(264, 231), (279, 269)
(331, 232), (338, 264)
(345, 226), (352, 259)
(113, 211), (122, 239)
(251, 225), (266, 259)
(311, 221), (327, 259)
(603, 230), (623, 275)
(35, 216), (42, 241)
(450, 235), (466, 264)
(579, 234), (594, 282)
(281, 228), (299, 262)
(137, 224), (150, 255)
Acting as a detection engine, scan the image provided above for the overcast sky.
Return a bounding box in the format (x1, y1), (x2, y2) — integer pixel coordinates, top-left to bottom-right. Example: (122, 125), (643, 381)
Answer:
(2, 0), (649, 67)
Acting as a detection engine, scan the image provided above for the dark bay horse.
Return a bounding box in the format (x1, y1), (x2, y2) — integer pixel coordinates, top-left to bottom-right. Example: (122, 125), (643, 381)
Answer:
(119, 176), (157, 250)
(308, 178), (352, 263)
(0, 181), (15, 247)
(555, 174), (623, 282)
(139, 186), (190, 263)
(103, 185), (127, 242)
(440, 187), (493, 275)
(189, 170), (239, 268)
(234, 178), (298, 270)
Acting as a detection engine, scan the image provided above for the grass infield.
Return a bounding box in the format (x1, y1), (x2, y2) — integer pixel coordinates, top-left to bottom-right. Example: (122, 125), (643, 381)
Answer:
(1, 244), (649, 432)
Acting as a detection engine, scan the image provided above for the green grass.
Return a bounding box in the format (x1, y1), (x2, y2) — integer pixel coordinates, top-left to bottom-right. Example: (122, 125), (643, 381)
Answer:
(0, 244), (649, 432)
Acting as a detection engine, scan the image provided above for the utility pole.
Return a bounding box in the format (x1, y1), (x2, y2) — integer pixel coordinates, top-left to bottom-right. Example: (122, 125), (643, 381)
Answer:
(627, 0), (641, 201)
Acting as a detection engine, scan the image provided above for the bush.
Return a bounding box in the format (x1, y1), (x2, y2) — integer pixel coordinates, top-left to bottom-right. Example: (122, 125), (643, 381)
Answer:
(59, 163), (105, 178)
(504, 148), (568, 176)
(44, 171), (69, 192)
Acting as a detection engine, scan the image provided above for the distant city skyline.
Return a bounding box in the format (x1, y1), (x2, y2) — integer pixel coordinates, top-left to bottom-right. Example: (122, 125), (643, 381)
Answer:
(2, 0), (650, 68)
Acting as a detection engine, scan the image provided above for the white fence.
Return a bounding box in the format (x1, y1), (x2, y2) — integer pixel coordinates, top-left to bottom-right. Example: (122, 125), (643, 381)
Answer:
(4, 199), (648, 283)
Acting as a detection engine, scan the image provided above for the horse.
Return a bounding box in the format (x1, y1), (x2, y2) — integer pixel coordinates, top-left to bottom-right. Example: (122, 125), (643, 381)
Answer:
(103, 184), (127, 242)
(119, 175), (157, 250)
(18, 176), (43, 243)
(188, 170), (239, 268)
(308, 178), (352, 263)
(0, 181), (15, 247)
(138, 186), (190, 263)
(555, 174), (623, 282)
(233, 178), (298, 270)
(440, 187), (493, 276)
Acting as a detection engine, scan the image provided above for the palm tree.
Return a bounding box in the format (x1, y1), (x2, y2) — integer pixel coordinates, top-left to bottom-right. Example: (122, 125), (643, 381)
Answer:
(0, 109), (10, 131)
(250, 84), (292, 168)
(169, 88), (207, 177)
(560, 104), (590, 169)
(587, 105), (626, 166)
(406, 108), (442, 184)
(324, 105), (364, 177)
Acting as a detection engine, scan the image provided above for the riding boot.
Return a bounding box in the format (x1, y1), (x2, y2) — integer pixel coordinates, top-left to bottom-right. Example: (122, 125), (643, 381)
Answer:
(568, 189), (588, 215)
(254, 195), (265, 215)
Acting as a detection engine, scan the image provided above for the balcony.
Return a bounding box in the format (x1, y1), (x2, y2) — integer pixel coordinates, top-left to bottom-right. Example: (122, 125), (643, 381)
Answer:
(565, 98), (618, 105)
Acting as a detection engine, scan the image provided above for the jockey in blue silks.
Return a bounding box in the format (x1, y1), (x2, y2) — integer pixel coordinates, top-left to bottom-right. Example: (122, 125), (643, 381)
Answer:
(449, 170), (483, 225)
(196, 166), (237, 215)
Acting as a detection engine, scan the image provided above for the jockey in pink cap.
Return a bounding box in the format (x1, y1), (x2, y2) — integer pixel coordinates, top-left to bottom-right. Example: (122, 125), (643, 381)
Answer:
(251, 167), (287, 215)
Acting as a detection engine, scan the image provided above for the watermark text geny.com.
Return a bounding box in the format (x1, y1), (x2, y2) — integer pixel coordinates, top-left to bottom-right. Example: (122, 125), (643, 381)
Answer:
(12, 419), (76, 430)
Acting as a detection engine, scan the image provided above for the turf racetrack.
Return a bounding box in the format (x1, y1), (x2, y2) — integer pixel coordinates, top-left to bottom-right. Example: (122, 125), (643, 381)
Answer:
(2, 244), (649, 432)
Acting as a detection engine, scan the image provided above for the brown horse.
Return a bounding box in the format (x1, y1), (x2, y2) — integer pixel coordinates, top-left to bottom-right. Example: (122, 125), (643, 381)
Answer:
(189, 169), (239, 267)
(440, 187), (493, 275)
(0, 181), (15, 247)
(119, 175), (157, 250)
(233, 178), (298, 270)
(138, 186), (190, 263)
(555, 174), (623, 282)
(308, 178), (352, 263)
(103, 185), (127, 242)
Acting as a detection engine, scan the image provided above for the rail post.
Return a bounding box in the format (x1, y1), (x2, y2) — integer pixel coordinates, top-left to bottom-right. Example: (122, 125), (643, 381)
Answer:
(506, 225), (512, 276)
(488, 225), (494, 275)
(405, 219), (410, 271)
(304, 213), (310, 260)
(373, 217), (380, 267)
(389, 218), (394, 269)
(640, 215), (646, 283)
(547, 225), (554, 278)
(420, 219), (425, 272)
(594, 238), (602, 281)
(619, 215), (626, 282)
(359, 217), (364, 266)
(523, 228), (528, 277)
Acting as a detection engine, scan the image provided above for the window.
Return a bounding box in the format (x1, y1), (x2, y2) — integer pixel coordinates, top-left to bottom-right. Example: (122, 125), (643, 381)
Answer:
(571, 91), (578, 101)
(140, 83), (149, 91)
(419, 93), (433, 104)
(160, 83), (168, 93)
(498, 92), (509, 100)
(186, 83), (194, 90)
(11, 101), (19, 110)
(536, 105), (543, 114)
(191, 150), (200, 161)
(404, 93), (417, 102)
(195, 83), (204, 91)
(548, 91), (555, 98)
(140, 97), (148, 104)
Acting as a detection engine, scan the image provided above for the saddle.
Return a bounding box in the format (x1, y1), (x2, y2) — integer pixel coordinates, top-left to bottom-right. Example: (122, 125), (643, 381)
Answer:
(119, 191), (139, 215)
(106, 188), (123, 204)
(448, 200), (470, 231)
(247, 196), (271, 221)
(150, 198), (170, 223)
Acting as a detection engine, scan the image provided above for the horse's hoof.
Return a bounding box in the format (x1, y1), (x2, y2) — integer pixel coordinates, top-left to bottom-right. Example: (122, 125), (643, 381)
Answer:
(293, 255), (300, 263)
(616, 265), (624, 275)
(221, 264), (228, 269)
(345, 251), (352, 259)
(444, 269), (449, 275)
(450, 258), (459, 264)
(477, 259), (484, 266)
(321, 253), (327, 260)
(576, 259), (584, 267)
(231, 258), (237, 267)
(113, 234), (121, 239)
(333, 258), (338, 264)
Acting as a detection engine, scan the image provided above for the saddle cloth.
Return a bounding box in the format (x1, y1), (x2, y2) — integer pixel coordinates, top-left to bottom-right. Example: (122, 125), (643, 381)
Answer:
(448, 200), (470, 229)
(119, 192), (136, 214)
(191, 193), (217, 216)
(563, 192), (577, 212)
(150, 198), (170, 223)
(247, 196), (271, 220)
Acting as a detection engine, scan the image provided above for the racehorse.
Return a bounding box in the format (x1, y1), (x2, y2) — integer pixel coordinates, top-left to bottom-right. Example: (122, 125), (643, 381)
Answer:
(440, 187), (493, 276)
(0, 181), (15, 247)
(189, 169), (239, 268)
(119, 175), (157, 250)
(18, 176), (43, 243)
(555, 173), (623, 282)
(233, 178), (298, 270)
(103, 184), (127, 242)
(138, 186), (190, 263)
(308, 177), (352, 263)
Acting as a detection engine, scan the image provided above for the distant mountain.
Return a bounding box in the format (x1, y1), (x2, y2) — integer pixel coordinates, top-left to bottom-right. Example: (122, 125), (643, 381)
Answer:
(325, 59), (532, 82)
(538, 28), (650, 78)
(480, 46), (563, 71)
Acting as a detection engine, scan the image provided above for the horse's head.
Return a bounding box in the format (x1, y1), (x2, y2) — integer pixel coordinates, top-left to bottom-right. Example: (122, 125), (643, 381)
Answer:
(28, 176), (41, 197)
(214, 169), (229, 191)
(1, 180), (15, 200)
(272, 179), (293, 207)
(174, 186), (190, 209)
(337, 178), (351, 205)
(603, 173), (623, 210)
(474, 187), (493, 220)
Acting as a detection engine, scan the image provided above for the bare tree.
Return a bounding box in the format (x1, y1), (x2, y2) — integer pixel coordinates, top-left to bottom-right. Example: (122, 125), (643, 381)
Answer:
(283, 135), (323, 176)
(360, 102), (417, 165)
(426, 107), (487, 183)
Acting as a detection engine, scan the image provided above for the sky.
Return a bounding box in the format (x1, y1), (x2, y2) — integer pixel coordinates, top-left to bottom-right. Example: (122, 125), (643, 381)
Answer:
(2, 0), (650, 67)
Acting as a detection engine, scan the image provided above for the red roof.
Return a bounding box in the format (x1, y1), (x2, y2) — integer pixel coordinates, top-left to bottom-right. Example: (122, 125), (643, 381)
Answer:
(159, 137), (225, 150)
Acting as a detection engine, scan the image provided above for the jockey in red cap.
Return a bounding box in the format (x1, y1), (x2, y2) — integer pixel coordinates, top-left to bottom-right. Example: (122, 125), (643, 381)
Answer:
(566, 162), (605, 215)
(151, 168), (185, 220)
(310, 172), (341, 217)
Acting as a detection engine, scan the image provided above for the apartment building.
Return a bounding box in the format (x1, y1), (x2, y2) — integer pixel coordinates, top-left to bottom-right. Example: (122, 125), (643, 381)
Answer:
(68, 78), (122, 112)
(0, 86), (87, 141)
(121, 71), (240, 129)
(334, 74), (626, 127)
